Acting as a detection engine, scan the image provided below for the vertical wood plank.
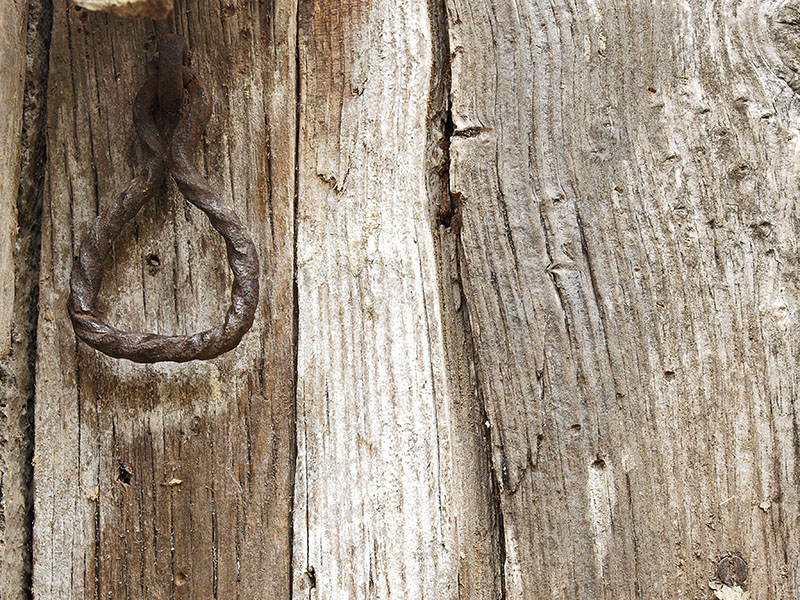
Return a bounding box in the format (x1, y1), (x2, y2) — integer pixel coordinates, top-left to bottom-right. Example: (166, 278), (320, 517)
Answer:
(33, 1), (297, 597)
(0, 0), (28, 357)
(446, 0), (800, 597)
(293, 0), (499, 597)
(0, 2), (41, 598)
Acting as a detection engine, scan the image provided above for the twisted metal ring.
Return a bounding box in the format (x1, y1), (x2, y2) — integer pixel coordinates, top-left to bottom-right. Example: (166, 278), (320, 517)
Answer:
(68, 54), (260, 363)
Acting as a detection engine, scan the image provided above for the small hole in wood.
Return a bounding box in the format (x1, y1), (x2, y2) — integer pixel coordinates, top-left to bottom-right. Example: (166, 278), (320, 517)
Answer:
(591, 458), (606, 471)
(118, 461), (133, 485)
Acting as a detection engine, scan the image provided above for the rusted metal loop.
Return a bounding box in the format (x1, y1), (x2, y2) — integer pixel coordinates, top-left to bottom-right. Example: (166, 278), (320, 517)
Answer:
(68, 56), (260, 363)
(157, 34), (188, 115)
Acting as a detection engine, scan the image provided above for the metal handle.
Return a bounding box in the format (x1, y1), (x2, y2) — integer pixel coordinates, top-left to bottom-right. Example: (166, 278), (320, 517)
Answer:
(67, 35), (260, 363)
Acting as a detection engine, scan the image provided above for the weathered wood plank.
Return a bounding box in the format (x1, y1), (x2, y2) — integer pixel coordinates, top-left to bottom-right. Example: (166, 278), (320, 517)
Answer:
(33, 1), (296, 597)
(446, 0), (800, 597)
(31, 0), (800, 597)
(0, 0), (28, 359)
(293, 1), (498, 598)
(0, 1), (47, 598)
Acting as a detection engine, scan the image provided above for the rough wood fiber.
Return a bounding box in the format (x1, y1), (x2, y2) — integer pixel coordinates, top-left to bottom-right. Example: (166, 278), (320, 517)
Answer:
(74, 0), (173, 20)
(428, 0), (505, 595)
(31, 0), (800, 597)
(1, 2), (41, 598)
(293, 0), (497, 598)
(0, 1), (28, 359)
(33, 1), (296, 597)
(446, 0), (800, 597)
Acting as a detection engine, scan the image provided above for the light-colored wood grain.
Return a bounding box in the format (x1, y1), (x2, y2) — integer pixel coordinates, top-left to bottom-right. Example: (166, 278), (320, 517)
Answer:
(74, 0), (173, 20)
(446, 0), (800, 597)
(32, 1), (296, 597)
(293, 1), (498, 598)
(0, 0), (27, 359)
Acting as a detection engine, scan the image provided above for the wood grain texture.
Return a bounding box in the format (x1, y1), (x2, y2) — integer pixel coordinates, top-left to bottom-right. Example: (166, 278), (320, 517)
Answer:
(293, 0), (497, 597)
(446, 0), (800, 597)
(0, 0), (28, 359)
(33, 1), (296, 597)
(1, 2), (43, 598)
(30, 0), (800, 597)
(429, 0), (505, 595)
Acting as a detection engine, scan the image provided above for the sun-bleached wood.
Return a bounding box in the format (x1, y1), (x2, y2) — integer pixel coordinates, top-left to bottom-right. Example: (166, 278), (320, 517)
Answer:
(292, 1), (498, 598)
(446, 0), (800, 597)
(0, 1), (27, 359)
(74, 0), (173, 19)
(32, 1), (296, 597)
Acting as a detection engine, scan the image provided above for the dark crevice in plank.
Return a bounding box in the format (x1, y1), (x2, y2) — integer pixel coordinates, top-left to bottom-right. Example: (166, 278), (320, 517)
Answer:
(0, 1), (52, 598)
(288, 0), (301, 598)
(456, 251), (508, 600)
(437, 101), (455, 228)
(92, 489), (101, 600)
(432, 0), (455, 232)
(433, 0), (507, 597)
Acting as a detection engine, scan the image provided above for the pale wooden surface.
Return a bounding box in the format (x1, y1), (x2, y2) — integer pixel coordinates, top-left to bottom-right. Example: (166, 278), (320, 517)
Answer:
(33, 1), (296, 597)
(25, 0), (800, 598)
(293, 0), (497, 597)
(447, 0), (800, 597)
(0, 0), (27, 358)
(74, 0), (173, 20)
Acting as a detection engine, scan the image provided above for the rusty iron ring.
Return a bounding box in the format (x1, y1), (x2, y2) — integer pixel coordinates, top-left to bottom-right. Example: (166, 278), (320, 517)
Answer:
(68, 47), (260, 363)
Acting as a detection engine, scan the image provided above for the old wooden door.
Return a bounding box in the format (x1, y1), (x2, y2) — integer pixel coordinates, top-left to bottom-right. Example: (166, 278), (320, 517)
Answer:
(2, 0), (799, 598)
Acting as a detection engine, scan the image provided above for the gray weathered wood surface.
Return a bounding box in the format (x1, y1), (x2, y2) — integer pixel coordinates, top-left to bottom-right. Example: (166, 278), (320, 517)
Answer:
(0, 1), (46, 598)
(0, 1), (29, 596)
(21, 0), (800, 598)
(0, 0), (28, 358)
(446, 0), (800, 597)
(33, 1), (296, 597)
(292, 1), (498, 597)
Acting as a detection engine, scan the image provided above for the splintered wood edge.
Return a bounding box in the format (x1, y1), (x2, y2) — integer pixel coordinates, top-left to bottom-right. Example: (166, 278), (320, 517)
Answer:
(74, 0), (173, 19)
